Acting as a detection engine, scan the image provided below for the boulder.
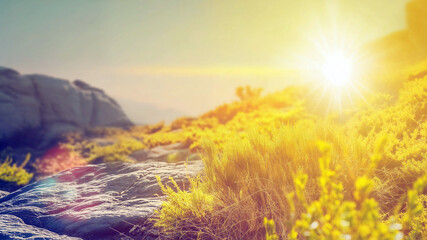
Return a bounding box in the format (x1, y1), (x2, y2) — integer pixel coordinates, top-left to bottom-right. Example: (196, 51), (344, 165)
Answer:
(0, 67), (132, 150)
(0, 160), (204, 240)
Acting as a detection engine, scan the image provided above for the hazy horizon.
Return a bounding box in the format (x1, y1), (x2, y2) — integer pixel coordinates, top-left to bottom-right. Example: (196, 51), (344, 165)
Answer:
(0, 0), (410, 123)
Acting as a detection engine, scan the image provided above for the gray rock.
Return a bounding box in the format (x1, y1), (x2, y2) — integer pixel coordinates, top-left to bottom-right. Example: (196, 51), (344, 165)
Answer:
(0, 67), (132, 149)
(0, 191), (9, 199)
(0, 68), (41, 141)
(130, 142), (200, 163)
(0, 214), (81, 240)
(0, 160), (204, 240)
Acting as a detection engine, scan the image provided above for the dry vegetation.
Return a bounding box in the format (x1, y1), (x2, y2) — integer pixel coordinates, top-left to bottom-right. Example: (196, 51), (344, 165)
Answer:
(52, 56), (427, 239)
(150, 62), (426, 239)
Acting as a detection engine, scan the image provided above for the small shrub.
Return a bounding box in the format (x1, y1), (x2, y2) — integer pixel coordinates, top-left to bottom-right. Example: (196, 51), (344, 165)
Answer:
(236, 85), (263, 101)
(264, 217), (279, 240)
(66, 137), (144, 163)
(154, 175), (214, 237)
(398, 174), (427, 239)
(0, 154), (33, 185)
(288, 141), (401, 239)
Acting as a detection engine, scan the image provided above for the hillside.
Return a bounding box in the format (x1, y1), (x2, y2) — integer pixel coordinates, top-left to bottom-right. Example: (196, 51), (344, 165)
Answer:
(1, 50), (426, 238)
(1, 0), (427, 239)
(0, 58), (426, 239)
(40, 52), (424, 239)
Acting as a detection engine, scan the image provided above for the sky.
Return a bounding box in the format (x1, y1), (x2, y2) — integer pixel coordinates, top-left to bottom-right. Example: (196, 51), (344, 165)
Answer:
(0, 0), (410, 123)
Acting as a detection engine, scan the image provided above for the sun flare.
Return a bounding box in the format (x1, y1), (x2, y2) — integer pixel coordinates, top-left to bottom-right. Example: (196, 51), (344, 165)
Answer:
(302, 43), (366, 114)
(321, 52), (353, 88)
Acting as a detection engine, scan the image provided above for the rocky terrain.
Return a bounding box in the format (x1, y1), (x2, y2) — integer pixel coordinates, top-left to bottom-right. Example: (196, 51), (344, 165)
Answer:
(0, 67), (206, 240)
(0, 68), (203, 238)
(0, 66), (132, 151)
(0, 158), (204, 239)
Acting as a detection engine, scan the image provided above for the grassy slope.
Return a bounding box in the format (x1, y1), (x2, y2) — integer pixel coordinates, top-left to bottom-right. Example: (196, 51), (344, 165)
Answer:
(149, 61), (426, 239)
(58, 56), (427, 239)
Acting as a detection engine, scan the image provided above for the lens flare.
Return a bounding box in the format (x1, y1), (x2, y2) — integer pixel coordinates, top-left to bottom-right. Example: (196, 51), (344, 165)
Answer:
(298, 42), (368, 114)
(321, 52), (353, 88)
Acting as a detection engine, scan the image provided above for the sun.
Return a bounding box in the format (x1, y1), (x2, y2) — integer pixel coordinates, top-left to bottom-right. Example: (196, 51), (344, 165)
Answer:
(300, 45), (366, 114)
(321, 51), (353, 88)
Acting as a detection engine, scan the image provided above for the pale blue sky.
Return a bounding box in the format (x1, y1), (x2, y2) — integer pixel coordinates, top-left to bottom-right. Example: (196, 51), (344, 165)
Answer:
(0, 0), (410, 123)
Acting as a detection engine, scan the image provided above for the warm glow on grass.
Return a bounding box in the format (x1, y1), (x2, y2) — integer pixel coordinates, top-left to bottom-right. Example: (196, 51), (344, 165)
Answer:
(321, 52), (353, 88)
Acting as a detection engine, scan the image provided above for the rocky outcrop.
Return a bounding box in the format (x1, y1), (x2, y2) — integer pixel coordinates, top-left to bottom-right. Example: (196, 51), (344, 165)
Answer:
(363, 0), (427, 75)
(406, 0), (427, 46)
(0, 159), (204, 240)
(0, 67), (132, 149)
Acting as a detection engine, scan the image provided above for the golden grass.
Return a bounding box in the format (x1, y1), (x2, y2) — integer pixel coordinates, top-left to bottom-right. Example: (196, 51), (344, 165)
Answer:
(151, 59), (427, 239)
(58, 56), (427, 239)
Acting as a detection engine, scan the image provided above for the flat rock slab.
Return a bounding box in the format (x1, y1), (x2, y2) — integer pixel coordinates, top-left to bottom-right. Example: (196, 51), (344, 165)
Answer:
(0, 160), (204, 240)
